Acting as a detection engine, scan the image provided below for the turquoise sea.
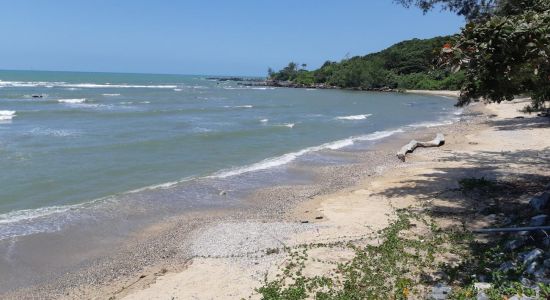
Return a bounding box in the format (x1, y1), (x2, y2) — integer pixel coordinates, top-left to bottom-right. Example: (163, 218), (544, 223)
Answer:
(0, 70), (461, 240)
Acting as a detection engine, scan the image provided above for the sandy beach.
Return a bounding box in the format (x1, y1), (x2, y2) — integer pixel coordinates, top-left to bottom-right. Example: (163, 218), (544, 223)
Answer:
(73, 97), (543, 299)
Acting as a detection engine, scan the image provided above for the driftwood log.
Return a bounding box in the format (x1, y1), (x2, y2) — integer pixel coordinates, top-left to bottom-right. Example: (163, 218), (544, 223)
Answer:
(397, 133), (445, 161)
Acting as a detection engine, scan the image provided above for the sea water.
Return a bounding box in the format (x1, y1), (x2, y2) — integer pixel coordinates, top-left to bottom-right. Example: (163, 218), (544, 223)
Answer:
(0, 70), (460, 240)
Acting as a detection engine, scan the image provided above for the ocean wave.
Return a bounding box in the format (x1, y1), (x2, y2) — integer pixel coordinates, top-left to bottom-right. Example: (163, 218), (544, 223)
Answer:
(224, 105), (253, 108)
(211, 128), (403, 179)
(0, 195), (112, 240)
(0, 110), (16, 121)
(260, 118), (269, 123)
(102, 93), (120, 96)
(0, 113), (461, 239)
(58, 98), (86, 104)
(250, 87), (275, 90)
(335, 114), (372, 120)
(408, 117), (458, 128)
(28, 127), (79, 137)
(173, 88), (183, 92)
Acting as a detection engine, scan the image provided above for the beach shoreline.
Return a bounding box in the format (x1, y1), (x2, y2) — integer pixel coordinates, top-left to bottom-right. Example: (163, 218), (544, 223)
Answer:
(0, 92), (465, 299)
(6, 93), (545, 300)
(116, 98), (548, 299)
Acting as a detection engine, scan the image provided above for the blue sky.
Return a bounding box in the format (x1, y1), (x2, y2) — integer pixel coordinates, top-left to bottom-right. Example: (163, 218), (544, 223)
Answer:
(0, 0), (464, 76)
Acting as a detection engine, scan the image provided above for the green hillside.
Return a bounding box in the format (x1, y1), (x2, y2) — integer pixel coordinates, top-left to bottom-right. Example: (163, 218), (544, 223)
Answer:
(269, 36), (464, 90)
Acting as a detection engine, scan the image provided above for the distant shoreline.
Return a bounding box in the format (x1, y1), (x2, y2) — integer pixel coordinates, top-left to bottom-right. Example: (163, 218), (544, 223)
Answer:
(215, 77), (461, 96)
(402, 89), (460, 98)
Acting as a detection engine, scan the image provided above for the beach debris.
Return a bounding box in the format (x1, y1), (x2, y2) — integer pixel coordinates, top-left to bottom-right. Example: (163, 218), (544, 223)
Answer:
(219, 190), (227, 196)
(315, 216), (323, 220)
(300, 220), (309, 224)
(396, 133), (445, 161)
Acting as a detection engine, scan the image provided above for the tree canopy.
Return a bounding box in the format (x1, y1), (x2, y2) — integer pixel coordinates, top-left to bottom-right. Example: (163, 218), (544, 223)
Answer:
(398, 0), (550, 110)
(394, 0), (498, 20)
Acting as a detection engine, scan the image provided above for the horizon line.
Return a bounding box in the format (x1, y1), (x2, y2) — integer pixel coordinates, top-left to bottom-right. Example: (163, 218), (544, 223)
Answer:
(0, 68), (267, 78)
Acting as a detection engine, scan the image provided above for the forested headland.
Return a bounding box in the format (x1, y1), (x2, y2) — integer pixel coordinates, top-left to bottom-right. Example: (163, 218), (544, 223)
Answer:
(267, 36), (465, 91)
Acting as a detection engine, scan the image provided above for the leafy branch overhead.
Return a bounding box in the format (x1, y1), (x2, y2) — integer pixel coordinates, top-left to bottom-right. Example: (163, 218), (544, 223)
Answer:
(400, 0), (549, 110)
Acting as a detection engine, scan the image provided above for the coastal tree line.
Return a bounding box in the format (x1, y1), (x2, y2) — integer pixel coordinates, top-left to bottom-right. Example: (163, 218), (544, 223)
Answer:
(268, 0), (549, 112)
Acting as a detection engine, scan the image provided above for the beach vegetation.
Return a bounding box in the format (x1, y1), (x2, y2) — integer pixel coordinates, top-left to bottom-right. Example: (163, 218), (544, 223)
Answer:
(255, 176), (550, 299)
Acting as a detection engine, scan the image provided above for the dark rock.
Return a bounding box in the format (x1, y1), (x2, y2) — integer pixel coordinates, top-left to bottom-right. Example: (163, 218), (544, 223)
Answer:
(530, 192), (550, 211)
(315, 216), (323, 220)
(521, 248), (543, 264)
(300, 220), (309, 224)
(499, 261), (516, 273)
(529, 214), (548, 227)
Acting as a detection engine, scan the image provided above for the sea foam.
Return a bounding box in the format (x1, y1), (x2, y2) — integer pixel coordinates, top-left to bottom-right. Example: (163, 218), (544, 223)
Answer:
(0, 110), (16, 121)
(224, 105), (253, 109)
(58, 98), (86, 104)
(335, 114), (372, 120)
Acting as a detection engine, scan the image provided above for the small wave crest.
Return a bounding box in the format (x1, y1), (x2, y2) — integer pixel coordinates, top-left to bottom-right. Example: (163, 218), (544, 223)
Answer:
(335, 114), (372, 120)
(0, 110), (16, 121)
(211, 128), (403, 178)
(58, 98), (86, 104)
(102, 93), (120, 96)
(224, 105), (253, 109)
